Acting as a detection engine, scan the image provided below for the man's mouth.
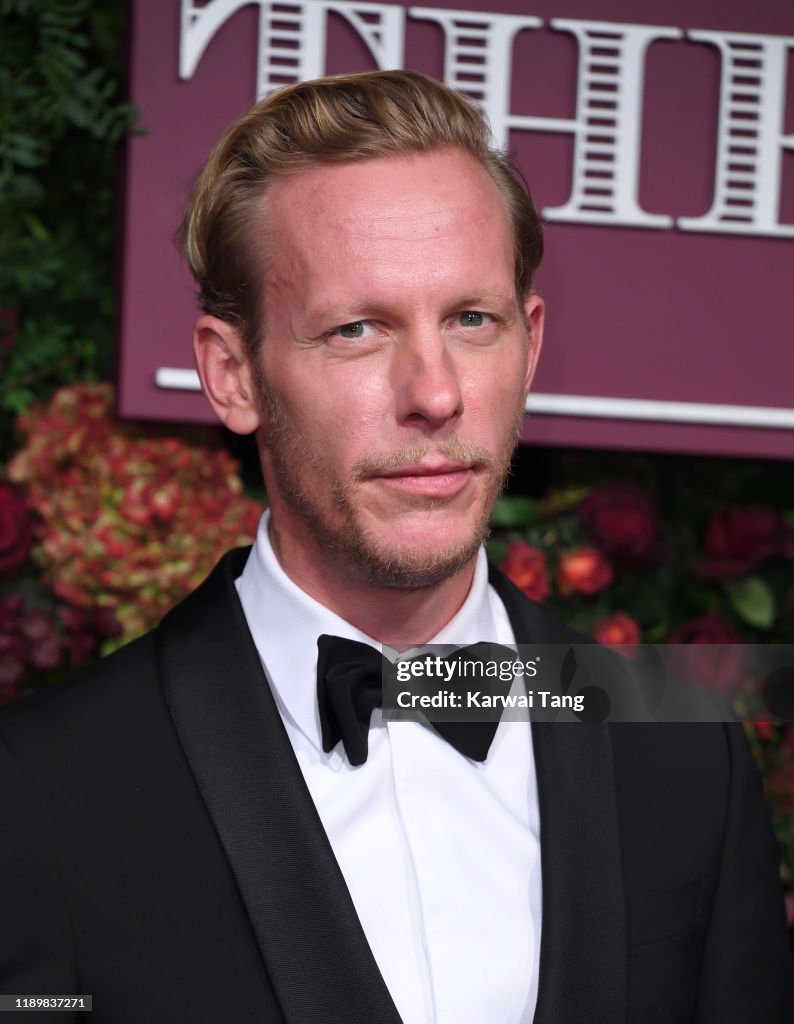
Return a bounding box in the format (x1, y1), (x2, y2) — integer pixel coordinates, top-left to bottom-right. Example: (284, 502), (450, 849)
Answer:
(373, 459), (475, 498)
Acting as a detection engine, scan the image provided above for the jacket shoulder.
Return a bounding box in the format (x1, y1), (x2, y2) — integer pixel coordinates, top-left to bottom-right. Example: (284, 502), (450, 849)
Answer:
(0, 630), (161, 752)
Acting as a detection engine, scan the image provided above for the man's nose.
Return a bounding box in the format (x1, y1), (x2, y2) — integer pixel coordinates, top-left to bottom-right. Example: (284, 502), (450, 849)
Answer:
(392, 329), (464, 429)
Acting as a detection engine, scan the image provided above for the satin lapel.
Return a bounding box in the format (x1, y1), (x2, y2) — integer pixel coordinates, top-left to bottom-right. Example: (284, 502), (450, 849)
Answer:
(489, 566), (627, 1024)
(157, 548), (402, 1024)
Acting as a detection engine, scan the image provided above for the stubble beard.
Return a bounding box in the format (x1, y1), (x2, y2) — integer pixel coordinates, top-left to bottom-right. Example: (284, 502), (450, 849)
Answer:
(256, 368), (525, 590)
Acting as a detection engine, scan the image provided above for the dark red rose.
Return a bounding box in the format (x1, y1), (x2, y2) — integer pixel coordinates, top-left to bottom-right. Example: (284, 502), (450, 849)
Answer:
(698, 505), (785, 579)
(59, 604), (90, 633)
(558, 547), (613, 596)
(499, 541), (551, 603)
(666, 613), (745, 694)
(91, 606), (122, 639)
(60, 603), (120, 640)
(667, 611), (743, 646)
(580, 482), (661, 567)
(0, 594), (24, 632)
(68, 631), (99, 669)
(0, 481), (34, 577)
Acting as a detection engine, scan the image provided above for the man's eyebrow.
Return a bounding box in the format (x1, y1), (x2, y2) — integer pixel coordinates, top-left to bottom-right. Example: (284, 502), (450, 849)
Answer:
(455, 292), (515, 309)
(303, 303), (382, 327)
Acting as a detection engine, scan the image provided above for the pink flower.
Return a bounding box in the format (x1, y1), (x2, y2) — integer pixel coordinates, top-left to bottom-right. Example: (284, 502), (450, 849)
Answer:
(27, 634), (63, 671)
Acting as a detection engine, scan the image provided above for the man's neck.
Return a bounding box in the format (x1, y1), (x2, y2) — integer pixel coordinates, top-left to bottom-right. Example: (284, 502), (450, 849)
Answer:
(266, 518), (477, 647)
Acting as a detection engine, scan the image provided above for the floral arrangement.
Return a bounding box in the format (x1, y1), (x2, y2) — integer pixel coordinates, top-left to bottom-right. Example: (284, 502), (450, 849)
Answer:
(1, 382), (261, 701)
(490, 481), (794, 901)
(0, 591), (121, 705)
(492, 481), (793, 644)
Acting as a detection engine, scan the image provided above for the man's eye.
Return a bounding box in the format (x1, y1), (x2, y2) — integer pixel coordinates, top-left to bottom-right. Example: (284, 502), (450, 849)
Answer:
(457, 311), (490, 328)
(334, 321), (374, 340)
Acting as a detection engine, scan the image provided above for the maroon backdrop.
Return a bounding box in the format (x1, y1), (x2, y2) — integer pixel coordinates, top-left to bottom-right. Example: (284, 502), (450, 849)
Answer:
(119, 0), (794, 458)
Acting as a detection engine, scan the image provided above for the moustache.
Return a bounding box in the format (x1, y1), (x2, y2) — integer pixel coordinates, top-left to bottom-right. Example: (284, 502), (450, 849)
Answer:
(352, 437), (494, 482)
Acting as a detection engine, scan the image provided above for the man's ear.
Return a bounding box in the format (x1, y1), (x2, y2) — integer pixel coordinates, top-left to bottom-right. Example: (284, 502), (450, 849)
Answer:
(522, 293), (545, 397)
(193, 315), (261, 435)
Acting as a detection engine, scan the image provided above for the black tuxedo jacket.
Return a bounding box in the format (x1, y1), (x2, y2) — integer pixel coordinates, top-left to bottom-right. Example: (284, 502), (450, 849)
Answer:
(1, 548), (791, 1023)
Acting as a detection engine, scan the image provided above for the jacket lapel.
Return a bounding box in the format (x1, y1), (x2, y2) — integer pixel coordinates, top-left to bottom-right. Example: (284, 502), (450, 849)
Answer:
(157, 547), (402, 1024)
(490, 567), (627, 1024)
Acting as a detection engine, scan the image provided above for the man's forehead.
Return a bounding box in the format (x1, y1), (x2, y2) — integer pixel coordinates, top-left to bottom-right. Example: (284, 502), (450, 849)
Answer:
(254, 154), (519, 333)
(264, 149), (509, 242)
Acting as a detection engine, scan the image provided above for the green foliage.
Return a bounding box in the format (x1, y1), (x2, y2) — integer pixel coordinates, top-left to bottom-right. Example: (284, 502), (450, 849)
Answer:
(725, 576), (777, 631)
(0, 0), (137, 451)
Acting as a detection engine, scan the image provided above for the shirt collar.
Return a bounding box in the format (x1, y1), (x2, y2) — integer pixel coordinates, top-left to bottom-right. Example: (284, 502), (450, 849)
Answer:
(235, 510), (500, 756)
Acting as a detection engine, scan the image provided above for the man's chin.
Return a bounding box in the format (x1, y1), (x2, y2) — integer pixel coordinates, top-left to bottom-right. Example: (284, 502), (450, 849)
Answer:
(354, 546), (480, 590)
(346, 522), (486, 590)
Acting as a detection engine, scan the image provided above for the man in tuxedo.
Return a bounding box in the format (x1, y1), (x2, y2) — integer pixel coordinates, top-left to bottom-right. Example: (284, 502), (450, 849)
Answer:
(1, 70), (791, 1023)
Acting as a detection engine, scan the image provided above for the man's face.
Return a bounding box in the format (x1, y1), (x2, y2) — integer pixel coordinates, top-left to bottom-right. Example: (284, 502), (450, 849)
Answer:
(253, 147), (543, 589)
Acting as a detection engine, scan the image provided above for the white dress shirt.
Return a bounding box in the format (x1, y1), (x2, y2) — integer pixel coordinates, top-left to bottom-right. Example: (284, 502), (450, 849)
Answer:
(236, 511), (542, 1024)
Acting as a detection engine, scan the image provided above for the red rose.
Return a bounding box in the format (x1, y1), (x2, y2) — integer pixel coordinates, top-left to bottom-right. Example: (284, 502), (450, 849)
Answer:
(752, 721), (774, 742)
(499, 540), (551, 603)
(558, 548), (613, 596)
(666, 612), (744, 694)
(698, 505), (785, 578)
(594, 612), (642, 647)
(580, 482), (661, 567)
(0, 482), (34, 577)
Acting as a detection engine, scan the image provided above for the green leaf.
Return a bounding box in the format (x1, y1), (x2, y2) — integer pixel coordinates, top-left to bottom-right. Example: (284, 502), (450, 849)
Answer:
(24, 213), (49, 242)
(724, 576), (776, 631)
(490, 496), (538, 528)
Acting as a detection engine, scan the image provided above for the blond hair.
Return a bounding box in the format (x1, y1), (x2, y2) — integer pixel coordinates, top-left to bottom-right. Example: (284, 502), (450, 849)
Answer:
(180, 69), (543, 353)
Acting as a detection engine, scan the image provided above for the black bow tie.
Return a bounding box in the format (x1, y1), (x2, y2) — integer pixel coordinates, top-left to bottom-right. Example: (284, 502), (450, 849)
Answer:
(316, 634), (517, 767)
